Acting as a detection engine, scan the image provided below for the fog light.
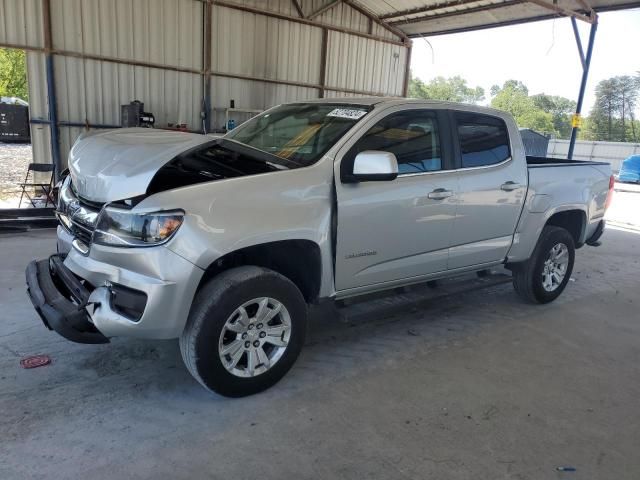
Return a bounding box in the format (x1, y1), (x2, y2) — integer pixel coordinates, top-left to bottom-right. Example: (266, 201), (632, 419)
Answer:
(109, 284), (147, 321)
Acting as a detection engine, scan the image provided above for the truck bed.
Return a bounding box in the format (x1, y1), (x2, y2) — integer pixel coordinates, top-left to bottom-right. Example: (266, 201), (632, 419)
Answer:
(526, 156), (609, 168)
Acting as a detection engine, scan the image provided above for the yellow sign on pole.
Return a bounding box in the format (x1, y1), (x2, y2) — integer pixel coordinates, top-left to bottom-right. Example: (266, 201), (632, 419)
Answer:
(571, 114), (582, 128)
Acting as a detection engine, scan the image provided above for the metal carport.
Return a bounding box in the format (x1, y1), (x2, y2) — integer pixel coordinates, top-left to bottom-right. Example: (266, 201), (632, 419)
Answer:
(0, 0), (638, 177)
(363, 0), (640, 159)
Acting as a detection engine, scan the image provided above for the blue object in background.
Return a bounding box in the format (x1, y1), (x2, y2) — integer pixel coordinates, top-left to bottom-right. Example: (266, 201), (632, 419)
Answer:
(618, 154), (640, 184)
(227, 118), (236, 131)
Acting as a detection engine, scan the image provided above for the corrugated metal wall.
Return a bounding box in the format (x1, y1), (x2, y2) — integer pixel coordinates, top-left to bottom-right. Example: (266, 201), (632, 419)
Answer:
(548, 139), (640, 172)
(311, 1), (396, 40)
(325, 32), (406, 96)
(51, 0), (205, 155)
(0, 0), (44, 47)
(210, 3), (323, 128)
(0, 0), (410, 171)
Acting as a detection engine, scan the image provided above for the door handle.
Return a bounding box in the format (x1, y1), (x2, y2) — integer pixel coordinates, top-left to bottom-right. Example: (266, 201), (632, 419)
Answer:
(427, 188), (453, 200)
(501, 181), (521, 191)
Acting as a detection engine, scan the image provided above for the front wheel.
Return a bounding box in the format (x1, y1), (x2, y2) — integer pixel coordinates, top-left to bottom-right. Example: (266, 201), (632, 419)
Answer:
(180, 266), (307, 397)
(511, 225), (575, 304)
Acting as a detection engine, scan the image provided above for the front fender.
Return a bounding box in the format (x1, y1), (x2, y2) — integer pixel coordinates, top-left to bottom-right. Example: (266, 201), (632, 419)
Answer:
(135, 159), (336, 298)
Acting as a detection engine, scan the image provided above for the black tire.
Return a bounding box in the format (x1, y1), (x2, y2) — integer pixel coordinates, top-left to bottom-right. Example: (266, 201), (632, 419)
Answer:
(180, 266), (307, 397)
(511, 225), (575, 304)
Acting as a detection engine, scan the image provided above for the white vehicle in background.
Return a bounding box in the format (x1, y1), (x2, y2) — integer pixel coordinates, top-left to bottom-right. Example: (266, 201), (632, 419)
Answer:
(0, 96), (29, 106)
(26, 98), (613, 397)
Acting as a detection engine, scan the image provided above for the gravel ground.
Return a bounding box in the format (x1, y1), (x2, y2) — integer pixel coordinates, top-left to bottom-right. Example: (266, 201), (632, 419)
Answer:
(0, 142), (33, 207)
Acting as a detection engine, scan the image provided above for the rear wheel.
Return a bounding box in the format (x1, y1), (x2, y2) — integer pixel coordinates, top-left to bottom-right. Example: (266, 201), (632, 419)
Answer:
(511, 226), (575, 304)
(180, 266), (307, 397)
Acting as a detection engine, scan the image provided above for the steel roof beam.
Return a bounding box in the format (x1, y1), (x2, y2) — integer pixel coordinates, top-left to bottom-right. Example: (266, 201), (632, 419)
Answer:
(211, 1), (405, 45)
(575, 0), (597, 16)
(343, 0), (411, 42)
(389, 1), (526, 26)
(307, 0), (342, 20)
(380, 0), (480, 20)
(383, 0), (595, 23)
(389, 0), (595, 26)
(291, 0), (305, 18)
(527, 0), (595, 23)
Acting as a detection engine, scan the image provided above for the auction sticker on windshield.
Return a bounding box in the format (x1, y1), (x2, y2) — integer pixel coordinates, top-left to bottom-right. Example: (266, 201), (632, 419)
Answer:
(326, 108), (368, 120)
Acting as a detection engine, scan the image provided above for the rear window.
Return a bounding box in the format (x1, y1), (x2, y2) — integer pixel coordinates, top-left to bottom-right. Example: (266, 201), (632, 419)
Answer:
(456, 113), (510, 168)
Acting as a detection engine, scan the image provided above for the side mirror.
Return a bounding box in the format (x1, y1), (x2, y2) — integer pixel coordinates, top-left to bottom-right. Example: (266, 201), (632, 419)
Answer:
(347, 151), (398, 182)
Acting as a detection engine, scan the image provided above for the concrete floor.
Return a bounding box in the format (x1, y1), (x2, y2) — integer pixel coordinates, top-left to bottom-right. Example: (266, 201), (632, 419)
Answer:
(1, 194), (639, 479)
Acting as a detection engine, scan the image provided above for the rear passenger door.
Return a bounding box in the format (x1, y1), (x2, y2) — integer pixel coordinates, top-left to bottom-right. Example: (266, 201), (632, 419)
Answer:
(448, 112), (527, 269)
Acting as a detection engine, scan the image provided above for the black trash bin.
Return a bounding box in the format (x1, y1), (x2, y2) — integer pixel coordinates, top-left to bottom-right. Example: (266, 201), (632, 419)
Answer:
(0, 102), (31, 143)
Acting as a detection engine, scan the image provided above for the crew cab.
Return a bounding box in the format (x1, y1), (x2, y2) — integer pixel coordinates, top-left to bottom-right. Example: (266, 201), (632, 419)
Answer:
(25, 98), (613, 397)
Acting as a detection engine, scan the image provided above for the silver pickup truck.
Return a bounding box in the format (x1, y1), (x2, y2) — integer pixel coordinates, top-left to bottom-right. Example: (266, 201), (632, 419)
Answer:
(26, 98), (613, 397)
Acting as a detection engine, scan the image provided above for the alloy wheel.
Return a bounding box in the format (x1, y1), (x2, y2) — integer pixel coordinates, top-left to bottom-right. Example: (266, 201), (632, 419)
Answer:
(218, 297), (292, 378)
(541, 242), (569, 292)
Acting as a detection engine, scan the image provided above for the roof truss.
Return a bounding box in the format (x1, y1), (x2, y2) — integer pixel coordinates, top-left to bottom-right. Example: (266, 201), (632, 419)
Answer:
(385, 0), (597, 26)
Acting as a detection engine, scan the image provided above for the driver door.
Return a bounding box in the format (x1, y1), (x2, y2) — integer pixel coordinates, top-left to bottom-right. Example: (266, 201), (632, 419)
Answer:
(334, 108), (458, 292)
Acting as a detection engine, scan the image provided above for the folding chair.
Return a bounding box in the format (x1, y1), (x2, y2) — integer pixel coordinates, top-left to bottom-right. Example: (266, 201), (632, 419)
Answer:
(18, 163), (56, 208)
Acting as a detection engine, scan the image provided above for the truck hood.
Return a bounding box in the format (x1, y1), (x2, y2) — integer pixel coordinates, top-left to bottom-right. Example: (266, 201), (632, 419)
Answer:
(68, 128), (213, 203)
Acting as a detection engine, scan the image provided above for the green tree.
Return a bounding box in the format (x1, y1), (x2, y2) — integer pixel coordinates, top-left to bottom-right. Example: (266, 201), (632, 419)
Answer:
(0, 48), (28, 101)
(577, 116), (593, 140)
(585, 76), (640, 142)
(490, 80), (555, 134)
(586, 78), (618, 140)
(408, 74), (484, 104)
(617, 75), (640, 141)
(491, 80), (528, 97)
(531, 94), (576, 139)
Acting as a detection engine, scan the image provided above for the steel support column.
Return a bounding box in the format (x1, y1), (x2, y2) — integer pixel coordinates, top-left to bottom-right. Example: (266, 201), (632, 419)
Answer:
(202, 0), (212, 133)
(568, 17), (598, 160)
(402, 41), (413, 97)
(42, 0), (62, 181)
(319, 28), (329, 98)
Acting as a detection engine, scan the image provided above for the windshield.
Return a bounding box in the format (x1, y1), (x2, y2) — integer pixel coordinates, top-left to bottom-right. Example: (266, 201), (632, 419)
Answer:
(226, 103), (371, 167)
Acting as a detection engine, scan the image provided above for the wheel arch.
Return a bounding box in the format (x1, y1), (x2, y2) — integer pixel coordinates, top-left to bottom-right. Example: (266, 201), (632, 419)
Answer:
(196, 239), (323, 304)
(507, 204), (587, 264)
(544, 208), (586, 247)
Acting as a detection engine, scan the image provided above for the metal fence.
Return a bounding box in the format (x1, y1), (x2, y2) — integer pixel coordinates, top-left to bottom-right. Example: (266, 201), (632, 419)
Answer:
(547, 139), (640, 172)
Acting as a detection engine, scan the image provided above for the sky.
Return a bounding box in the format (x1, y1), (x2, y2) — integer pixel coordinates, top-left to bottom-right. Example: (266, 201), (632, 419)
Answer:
(410, 9), (640, 115)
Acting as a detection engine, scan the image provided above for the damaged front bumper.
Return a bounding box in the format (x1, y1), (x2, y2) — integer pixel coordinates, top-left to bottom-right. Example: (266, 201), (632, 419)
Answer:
(25, 255), (109, 344)
(27, 236), (205, 342)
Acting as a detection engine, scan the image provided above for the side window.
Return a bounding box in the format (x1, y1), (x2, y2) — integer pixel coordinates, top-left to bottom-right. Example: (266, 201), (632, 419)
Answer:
(456, 113), (510, 168)
(352, 111), (442, 174)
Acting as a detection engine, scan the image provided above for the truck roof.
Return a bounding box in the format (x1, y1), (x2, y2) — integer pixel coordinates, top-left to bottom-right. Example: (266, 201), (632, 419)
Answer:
(296, 96), (509, 117)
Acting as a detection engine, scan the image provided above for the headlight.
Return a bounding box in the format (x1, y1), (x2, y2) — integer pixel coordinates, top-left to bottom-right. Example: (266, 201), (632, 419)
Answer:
(57, 176), (73, 212)
(93, 207), (184, 247)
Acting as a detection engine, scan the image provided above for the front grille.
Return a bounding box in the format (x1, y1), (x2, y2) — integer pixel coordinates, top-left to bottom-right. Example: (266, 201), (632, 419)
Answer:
(58, 179), (102, 247)
(70, 221), (93, 245)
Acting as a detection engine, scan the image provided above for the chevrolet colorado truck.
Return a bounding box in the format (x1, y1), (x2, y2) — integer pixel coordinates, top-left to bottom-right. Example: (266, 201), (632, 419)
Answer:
(25, 98), (613, 397)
